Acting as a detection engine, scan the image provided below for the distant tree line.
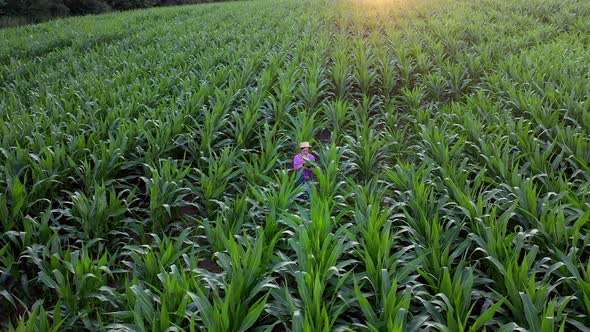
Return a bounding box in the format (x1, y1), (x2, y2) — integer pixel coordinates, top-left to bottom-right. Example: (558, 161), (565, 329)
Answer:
(0, 0), (229, 20)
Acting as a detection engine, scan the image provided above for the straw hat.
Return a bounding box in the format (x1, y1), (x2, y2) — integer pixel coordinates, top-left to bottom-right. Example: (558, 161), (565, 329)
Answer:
(299, 142), (311, 149)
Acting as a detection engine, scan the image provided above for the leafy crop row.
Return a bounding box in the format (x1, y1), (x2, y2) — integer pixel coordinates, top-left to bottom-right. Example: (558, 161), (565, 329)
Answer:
(1, 0), (589, 330)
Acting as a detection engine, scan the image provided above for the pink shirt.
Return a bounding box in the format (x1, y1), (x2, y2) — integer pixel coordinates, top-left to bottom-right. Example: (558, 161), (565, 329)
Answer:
(293, 153), (315, 181)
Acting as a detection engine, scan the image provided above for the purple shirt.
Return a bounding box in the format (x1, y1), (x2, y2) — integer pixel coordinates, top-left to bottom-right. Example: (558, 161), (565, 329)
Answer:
(293, 153), (315, 181)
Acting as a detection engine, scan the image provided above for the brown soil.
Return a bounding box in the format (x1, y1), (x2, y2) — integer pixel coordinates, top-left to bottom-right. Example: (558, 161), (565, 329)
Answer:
(272, 323), (287, 332)
(179, 193), (199, 217)
(316, 128), (332, 144)
(198, 258), (222, 273)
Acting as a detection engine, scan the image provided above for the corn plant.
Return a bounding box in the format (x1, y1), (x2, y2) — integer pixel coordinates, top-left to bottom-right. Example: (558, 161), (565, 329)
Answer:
(188, 91), (232, 156)
(35, 246), (118, 328)
(141, 158), (192, 232)
(229, 94), (262, 149)
(352, 39), (377, 96)
(72, 134), (129, 192)
(190, 233), (275, 332)
(349, 179), (414, 332)
(422, 71), (448, 102)
(321, 99), (353, 145)
(330, 38), (353, 99)
(392, 46), (415, 88)
(287, 194), (354, 331)
(3, 211), (57, 278)
(285, 109), (322, 151)
(243, 124), (285, 186)
(7, 301), (65, 332)
(419, 264), (504, 331)
(109, 265), (203, 331)
(201, 193), (251, 253)
(27, 144), (70, 205)
(1, 175), (28, 232)
(265, 64), (301, 126)
(375, 47), (398, 97)
(346, 126), (389, 182)
(350, 178), (393, 279)
(298, 54), (329, 110)
(313, 143), (349, 203)
(122, 229), (198, 288)
(141, 112), (187, 165)
(443, 63), (472, 100)
(398, 86), (425, 113)
(249, 170), (301, 241)
(353, 272), (411, 332)
(554, 248), (590, 325)
(191, 147), (242, 219)
(61, 184), (130, 241)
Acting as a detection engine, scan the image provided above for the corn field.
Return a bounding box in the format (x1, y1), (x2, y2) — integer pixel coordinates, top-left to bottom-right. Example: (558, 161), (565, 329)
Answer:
(1, 0), (590, 330)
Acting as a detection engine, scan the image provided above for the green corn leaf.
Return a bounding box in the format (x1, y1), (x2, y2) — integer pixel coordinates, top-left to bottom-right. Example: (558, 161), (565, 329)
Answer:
(353, 276), (378, 324)
(469, 299), (504, 332)
(237, 293), (269, 332)
(520, 292), (541, 332)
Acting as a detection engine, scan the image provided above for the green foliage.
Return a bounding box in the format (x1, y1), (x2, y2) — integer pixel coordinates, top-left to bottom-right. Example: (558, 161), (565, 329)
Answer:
(1, 0), (590, 330)
(64, 0), (109, 14)
(1, 0), (241, 25)
(107, 0), (158, 10)
(190, 233), (275, 332)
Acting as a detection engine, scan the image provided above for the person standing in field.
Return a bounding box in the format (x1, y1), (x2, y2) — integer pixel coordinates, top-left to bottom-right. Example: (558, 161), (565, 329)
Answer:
(293, 141), (316, 183)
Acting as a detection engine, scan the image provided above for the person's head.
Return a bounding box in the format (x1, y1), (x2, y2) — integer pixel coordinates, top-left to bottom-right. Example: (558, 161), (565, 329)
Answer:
(300, 141), (311, 154)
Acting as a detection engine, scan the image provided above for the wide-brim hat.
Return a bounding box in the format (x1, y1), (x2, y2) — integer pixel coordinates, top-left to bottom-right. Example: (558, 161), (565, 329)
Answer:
(300, 142), (311, 149)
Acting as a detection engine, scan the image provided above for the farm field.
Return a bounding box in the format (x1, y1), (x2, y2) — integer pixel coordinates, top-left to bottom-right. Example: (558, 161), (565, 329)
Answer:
(1, 0), (590, 330)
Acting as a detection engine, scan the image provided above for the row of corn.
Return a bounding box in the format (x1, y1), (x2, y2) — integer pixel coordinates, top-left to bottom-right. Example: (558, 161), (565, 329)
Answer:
(1, 0), (589, 330)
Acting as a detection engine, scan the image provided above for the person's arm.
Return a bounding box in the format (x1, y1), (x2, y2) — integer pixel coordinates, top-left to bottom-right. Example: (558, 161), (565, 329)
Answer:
(293, 155), (304, 171)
